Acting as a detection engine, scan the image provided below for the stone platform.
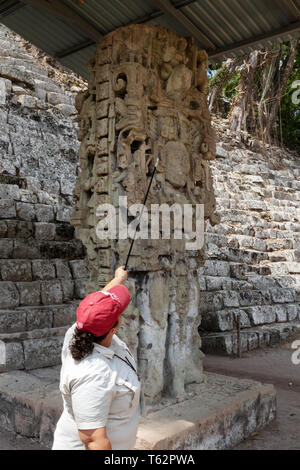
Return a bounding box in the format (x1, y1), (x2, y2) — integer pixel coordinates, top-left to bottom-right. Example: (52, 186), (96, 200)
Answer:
(0, 367), (276, 450)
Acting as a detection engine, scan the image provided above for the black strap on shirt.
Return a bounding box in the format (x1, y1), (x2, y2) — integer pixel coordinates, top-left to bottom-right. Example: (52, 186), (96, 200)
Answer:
(114, 354), (137, 374)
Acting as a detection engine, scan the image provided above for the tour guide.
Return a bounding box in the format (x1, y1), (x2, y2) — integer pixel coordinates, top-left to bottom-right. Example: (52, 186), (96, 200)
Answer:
(52, 266), (141, 450)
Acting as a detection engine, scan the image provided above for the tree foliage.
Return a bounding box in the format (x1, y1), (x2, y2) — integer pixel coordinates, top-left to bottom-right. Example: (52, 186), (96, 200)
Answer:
(279, 41), (300, 149)
(208, 39), (300, 151)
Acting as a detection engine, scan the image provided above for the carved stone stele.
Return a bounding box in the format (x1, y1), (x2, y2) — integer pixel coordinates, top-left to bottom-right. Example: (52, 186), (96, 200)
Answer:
(71, 24), (217, 406)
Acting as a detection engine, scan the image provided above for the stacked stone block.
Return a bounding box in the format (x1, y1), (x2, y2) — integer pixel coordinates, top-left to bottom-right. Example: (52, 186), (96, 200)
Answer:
(200, 118), (300, 354)
(0, 25), (88, 372)
(0, 178), (90, 372)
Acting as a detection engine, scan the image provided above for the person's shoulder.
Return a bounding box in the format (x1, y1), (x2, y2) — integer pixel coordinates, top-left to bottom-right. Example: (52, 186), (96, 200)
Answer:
(70, 353), (116, 390)
(112, 335), (134, 358)
(76, 349), (113, 375)
(61, 323), (77, 360)
(112, 334), (127, 350)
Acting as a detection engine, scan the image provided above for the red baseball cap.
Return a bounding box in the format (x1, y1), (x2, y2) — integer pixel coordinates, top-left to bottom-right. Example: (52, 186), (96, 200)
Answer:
(76, 284), (130, 336)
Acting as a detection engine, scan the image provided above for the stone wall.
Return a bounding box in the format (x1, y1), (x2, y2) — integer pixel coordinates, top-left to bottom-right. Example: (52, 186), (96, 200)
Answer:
(200, 117), (300, 354)
(0, 24), (88, 372)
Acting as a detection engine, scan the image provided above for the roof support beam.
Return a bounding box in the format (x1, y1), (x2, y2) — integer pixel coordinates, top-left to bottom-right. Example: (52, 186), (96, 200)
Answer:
(207, 21), (300, 60)
(20, 0), (103, 41)
(53, 0), (200, 60)
(55, 39), (95, 59)
(152, 0), (215, 50)
(0, 0), (24, 17)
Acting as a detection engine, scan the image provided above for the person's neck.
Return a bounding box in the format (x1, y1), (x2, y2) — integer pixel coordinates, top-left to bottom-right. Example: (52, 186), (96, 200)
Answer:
(98, 336), (112, 348)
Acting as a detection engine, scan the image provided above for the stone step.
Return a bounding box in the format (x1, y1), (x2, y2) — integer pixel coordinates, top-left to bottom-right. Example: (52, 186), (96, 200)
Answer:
(206, 232), (297, 250)
(0, 258), (89, 281)
(202, 273), (300, 292)
(0, 367), (276, 450)
(0, 302), (79, 334)
(0, 326), (69, 372)
(208, 223), (300, 238)
(214, 187), (300, 204)
(219, 209), (299, 226)
(201, 321), (300, 356)
(201, 259), (276, 279)
(0, 196), (74, 222)
(200, 288), (298, 313)
(260, 261), (299, 276)
(0, 219), (76, 241)
(216, 170), (300, 187)
(0, 219), (74, 241)
(0, 278), (87, 308)
(201, 303), (300, 332)
(0, 366), (61, 448)
(217, 185), (300, 203)
(0, 237), (84, 259)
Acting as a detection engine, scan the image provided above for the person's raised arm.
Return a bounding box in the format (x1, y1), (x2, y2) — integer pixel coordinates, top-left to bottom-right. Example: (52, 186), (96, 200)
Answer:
(101, 265), (128, 291)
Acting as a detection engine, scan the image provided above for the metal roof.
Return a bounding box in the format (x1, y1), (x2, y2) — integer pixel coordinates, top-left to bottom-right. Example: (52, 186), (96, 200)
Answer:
(0, 0), (299, 79)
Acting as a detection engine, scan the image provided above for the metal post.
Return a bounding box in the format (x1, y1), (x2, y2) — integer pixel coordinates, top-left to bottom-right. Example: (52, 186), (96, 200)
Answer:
(237, 314), (241, 358)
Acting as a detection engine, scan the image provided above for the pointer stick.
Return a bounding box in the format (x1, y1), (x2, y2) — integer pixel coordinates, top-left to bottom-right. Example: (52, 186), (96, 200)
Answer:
(124, 154), (161, 271)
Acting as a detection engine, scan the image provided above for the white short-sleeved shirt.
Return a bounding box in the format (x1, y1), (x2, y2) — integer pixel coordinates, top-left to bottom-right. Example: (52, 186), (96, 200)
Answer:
(52, 323), (141, 450)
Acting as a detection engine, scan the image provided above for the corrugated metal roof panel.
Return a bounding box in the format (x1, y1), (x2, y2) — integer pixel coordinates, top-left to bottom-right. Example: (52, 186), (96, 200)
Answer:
(62, 0), (155, 32)
(0, 3), (90, 56)
(0, 0), (299, 76)
(60, 44), (97, 79)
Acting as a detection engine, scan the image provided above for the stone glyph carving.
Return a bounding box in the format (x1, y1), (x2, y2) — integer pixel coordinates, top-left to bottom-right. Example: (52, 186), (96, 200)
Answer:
(71, 25), (217, 406)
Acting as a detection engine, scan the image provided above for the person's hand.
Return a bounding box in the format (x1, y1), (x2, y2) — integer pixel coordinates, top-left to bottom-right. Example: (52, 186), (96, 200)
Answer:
(114, 265), (128, 283)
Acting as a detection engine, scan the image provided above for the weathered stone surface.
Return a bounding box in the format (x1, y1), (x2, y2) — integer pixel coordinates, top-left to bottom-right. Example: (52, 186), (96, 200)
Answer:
(0, 260), (32, 282)
(199, 115), (300, 354)
(0, 239), (14, 258)
(17, 281), (41, 306)
(25, 306), (53, 330)
(0, 184), (20, 200)
(40, 281), (63, 305)
(56, 205), (72, 223)
(13, 239), (40, 259)
(245, 306), (276, 326)
(16, 202), (35, 221)
(6, 220), (34, 239)
(0, 368), (276, 449)
(35, 222), (56, 240)
(0, 77), (7, 104)
(52, 304), (76, 327)
(0, 342), (24, 372)
(35, 204), (54, 223)
(0, 199), (16, 218)
(286, 304), (300, 321)
(23, 337), (64, 369)
(69, 259), (89, 279)
(74, 279), (87, 299)
(32, 260), (56, 280)
(54, 259), (72, 279)
(0, 282), (19, 308)
(202, 310), (233, 332)
(136, 374), (276, 450)
(60, 279), (74, 301)
(0, 310), (26, 333)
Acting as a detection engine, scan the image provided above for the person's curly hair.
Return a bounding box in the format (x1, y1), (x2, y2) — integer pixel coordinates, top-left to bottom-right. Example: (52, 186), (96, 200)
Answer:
(69, 323), (118, 361)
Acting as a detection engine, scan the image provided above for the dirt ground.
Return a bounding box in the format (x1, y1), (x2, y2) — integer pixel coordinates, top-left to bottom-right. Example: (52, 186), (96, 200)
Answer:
(204, 332), (300, 450)
(0, 333), (299, 451)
